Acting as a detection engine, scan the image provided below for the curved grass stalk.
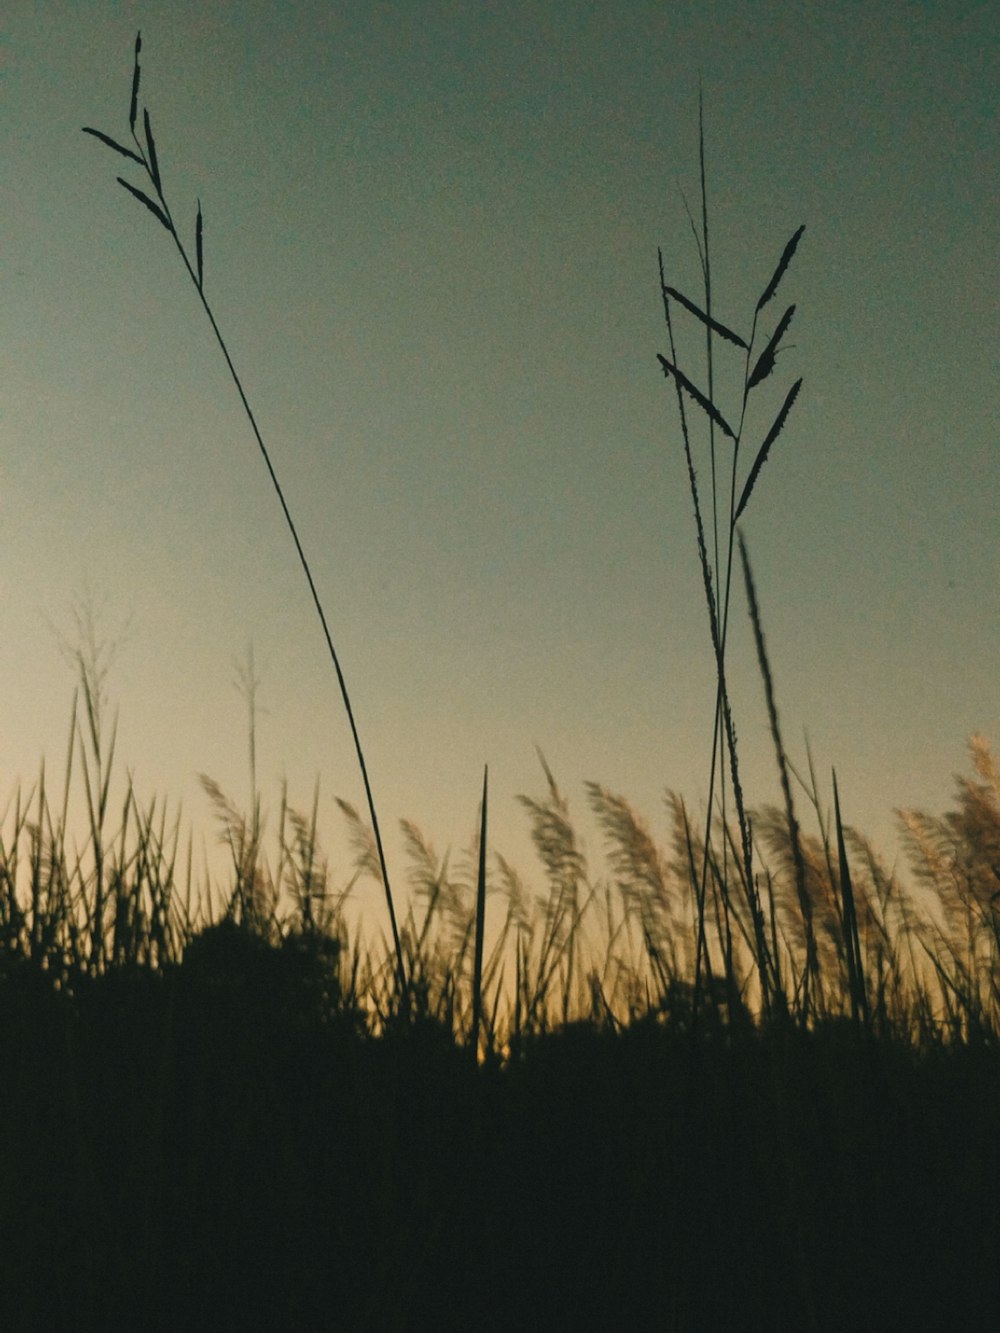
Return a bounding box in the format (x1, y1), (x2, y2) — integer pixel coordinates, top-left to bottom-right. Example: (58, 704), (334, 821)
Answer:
(82, 32), (406, 997)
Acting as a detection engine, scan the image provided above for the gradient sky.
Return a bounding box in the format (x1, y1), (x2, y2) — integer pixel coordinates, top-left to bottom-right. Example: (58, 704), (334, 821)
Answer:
(3, 2), (998, 926)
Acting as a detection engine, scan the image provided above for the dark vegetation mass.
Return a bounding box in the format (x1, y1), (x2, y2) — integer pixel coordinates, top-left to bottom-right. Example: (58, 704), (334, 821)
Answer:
(3, 33), (995, 1332)
(3, 675), (999, 1330)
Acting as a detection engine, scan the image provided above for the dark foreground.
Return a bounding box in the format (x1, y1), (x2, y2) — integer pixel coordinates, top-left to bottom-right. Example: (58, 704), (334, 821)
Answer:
(2, 955), (998, 1333)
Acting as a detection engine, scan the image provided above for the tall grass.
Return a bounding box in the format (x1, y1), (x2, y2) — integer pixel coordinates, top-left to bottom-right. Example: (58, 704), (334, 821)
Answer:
(2, 644), (998, 1326)
(657, 92), (805, 1027)
(3, 624), (996, 1043)
(82, 31), (407, 999)
(77, 37), (978, 1044)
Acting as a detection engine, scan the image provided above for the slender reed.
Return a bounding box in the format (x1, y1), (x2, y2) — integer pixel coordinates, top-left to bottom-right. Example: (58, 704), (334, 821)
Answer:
(738, 531), (819, 1018)
(82, 33), (406, 996)
(833, 771), (870, 1029)
(470, 765), (488, 1063)
(657, 98), (804, 1018)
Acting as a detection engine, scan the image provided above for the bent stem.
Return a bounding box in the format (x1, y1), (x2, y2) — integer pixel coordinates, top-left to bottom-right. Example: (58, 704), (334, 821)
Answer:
(82, 32), (406, 998)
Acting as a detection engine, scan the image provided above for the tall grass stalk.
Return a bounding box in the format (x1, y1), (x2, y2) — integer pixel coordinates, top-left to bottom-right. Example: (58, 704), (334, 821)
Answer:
(1, 618), (997, 1046)
(657, 96), (804, 1020)
(738, 531), (818, 1017)
(81, 32), (406, 998)
(833, 772), (870, 1029)
(470, 765), (488, 1063)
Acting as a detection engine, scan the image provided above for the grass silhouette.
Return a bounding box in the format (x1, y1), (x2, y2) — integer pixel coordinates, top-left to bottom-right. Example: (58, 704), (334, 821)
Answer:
(2, 30), (994, 1332)
(1, 635), (998, 1328)
(82, 31), (407, 1001)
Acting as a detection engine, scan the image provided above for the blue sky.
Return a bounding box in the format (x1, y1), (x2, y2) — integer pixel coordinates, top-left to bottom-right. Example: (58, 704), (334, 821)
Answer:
(3, 1), (997, 925)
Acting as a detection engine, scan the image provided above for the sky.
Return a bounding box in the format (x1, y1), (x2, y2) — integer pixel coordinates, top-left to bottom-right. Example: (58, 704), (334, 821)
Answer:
(3, 1), (998, 933)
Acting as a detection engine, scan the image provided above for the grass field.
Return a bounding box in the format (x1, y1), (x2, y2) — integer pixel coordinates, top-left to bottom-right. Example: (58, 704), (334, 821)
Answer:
(1, 655), (997, 1329)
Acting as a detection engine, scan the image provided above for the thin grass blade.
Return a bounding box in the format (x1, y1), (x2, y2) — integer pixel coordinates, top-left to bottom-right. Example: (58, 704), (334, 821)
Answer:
(747, 304), (796, 391)
(116, 177), (171, 231)
(756, 224), (805, 313)
(733, 377), (802, 521)
(471, 765), (488, 1061)
(833, 771), (869, 1028)
(739, 531), (818, 1018)
(143, 108), (161, 192)
(662, 285), (748, 349)
(129, 32), (142, 132)
(196, 200), (204, 290)
(81, 127), (145, 166)
(657, 354), (736, 439)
